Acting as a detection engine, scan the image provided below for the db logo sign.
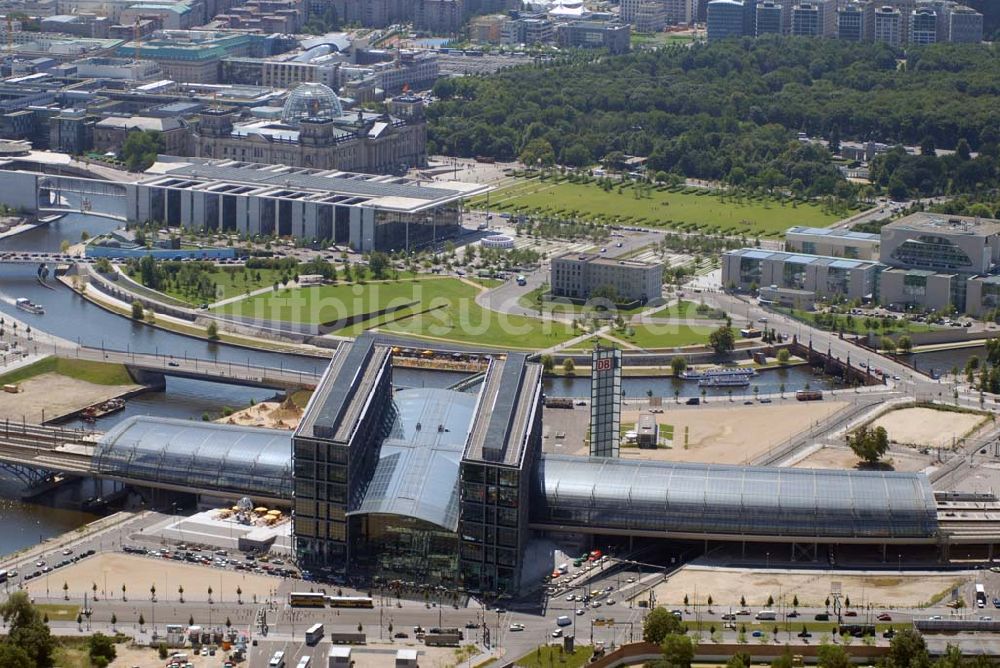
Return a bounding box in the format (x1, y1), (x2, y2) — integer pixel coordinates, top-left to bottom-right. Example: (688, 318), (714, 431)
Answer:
(595, 358), (614, 372)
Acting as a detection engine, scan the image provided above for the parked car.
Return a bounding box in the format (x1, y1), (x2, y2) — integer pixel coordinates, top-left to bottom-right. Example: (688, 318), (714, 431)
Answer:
(877, 613), (892, 622)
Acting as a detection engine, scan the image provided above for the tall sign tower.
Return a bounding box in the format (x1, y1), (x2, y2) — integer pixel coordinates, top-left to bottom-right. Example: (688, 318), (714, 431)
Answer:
(589, 345), (622, 458)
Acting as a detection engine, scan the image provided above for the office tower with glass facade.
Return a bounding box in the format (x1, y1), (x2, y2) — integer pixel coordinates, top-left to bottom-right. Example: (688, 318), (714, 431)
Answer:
(589, 346), (622, 458)
(707, 0), (746, 39)
(293, 334), (394, 572)
(874, 5), (903, 44)
(837, 1), (870, 40)
(947, 4), (983, 42)
(459, 354), (543, 596)
(910, 7), (937, 42)
(755, 1), (783, 34)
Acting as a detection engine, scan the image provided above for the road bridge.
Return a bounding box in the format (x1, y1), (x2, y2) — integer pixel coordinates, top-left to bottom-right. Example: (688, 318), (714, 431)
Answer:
(0, 251), (93, 265)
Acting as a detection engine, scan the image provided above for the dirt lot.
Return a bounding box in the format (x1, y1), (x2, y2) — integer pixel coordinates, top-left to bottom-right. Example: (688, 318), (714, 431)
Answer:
(25, 553), (279, 603)
(0, 373), (139, 423)
(110, 644), (229, 668)
(216, 399), (302, 431)
(870, 407), (986, 449)
(611, 401), (846, 465)
(649, 566), (971, 609)
(792, 445), (931, 472)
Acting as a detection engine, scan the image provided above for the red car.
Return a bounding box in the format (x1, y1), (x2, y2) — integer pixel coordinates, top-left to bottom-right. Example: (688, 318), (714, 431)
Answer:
(877, 613), (892, 621)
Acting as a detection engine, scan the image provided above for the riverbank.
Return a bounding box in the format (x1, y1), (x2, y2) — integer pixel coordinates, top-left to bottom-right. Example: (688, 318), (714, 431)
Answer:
(0, 356), (146, 423)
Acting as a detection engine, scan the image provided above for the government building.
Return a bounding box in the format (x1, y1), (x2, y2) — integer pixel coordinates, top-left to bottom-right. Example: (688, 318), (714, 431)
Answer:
(192, 84), (427, 175)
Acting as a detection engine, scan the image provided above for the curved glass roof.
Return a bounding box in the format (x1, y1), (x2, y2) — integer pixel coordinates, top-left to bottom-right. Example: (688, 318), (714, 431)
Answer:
(280, 82), (343, 126)
(533, 455), (938, 540)
(348, 388), (477, 530)
(95, 416), (292, 500)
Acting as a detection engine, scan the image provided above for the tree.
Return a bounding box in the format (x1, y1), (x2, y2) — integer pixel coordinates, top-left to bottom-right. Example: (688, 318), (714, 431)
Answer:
(111, 613), (117, 630)
(131, 300), (145, 320)
(206, 321), (219, 340)
(138, 613), (145, 630)
(817, 642), (851, 668)
(792, 595), (799, 609)
(740, 595), (746, 607)
(0, 591), (55, 668)
(660, 634), (694, 668)
(848, 425), (890, 465)
(178, 585), (184, 603)
(766, 595), (774, 607)
(88, 633), (117, 666)
(776, 348), (791, 365)
(540, 354), (554, 372)
(0, 644), (32, 668)
(563, 358), (576, 375)
(881, 336), (897, 354)
(885, 628), (931, 668)
(670, 356), (687, 376)
(120, 129), (163, 172)
(237, 586), (243, 604)
(368, 251), (390, 280)
(897, 335), (912, 354)
(63, 582), (69, 600)
(519, 138), (556, 168)
(709, 325), (735, 355)
(643, 607), (684, 643)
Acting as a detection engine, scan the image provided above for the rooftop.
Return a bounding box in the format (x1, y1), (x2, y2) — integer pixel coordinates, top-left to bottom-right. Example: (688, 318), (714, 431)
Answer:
(786, 226), (880, 242)
(142, 157), (490, 213)
(726, 247), (881, 268)
(884, 212), (1000, 237)
(554, 251), (662, 269)
(348, 388), (478, 531)
(465, 354), (541, 468)
(533, 455), (939, 540)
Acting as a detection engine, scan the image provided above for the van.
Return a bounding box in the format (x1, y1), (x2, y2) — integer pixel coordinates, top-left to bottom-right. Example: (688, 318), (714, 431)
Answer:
(755, 610), (777, 621)
(814, 613), (829, 621)
(556, 616), (572, 627)
(557, 563), (569, 574)
(269, 651), (285, 668)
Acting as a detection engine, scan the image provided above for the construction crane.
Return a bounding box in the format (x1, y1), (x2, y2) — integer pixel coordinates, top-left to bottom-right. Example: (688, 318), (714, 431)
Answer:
(131, 17), (141, 80)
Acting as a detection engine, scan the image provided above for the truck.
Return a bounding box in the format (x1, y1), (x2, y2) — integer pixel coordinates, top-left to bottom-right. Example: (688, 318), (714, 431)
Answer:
(977, 584), (987, 608)
(755, 610), (777, 621)
(795, 390), (823, 401)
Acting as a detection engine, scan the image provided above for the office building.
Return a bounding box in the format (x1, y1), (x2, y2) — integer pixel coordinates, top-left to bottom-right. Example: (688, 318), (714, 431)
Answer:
(785, 226), (881, 260)
(947, 3), (983, 42)
(116, 30), (255, 84)
(791, 0), (835, 36)
(414, 0), (464, 33)
(707, 0), (745, 38)
(94, 116), (189, 157)
(721, 247), (882, 305)
(556, 20), (631, 53)
(49, 109), (94, 154)
(873, 5), (903, 44)
(127, 157), (487, 252)
(837, 1), (871, 40)
(550, 253), (663, 304)
(909, 6), (938, 42)
(589, 346), (622, 458)
(755, 0), (783, 34)
(664, 0), (694, 23)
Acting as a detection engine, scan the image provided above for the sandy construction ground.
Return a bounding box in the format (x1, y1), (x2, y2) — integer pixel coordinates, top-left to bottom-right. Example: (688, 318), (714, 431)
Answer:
(0, 373), (139, 423)
(25, 553), (280, 603)
(108, 642), (462, 668)
(870, 407), (985, 449)
(605, 401), (847, 465)
(216, 399), (302, 431)
(649, 566), (972, 609)
(792, 445), (930, 472)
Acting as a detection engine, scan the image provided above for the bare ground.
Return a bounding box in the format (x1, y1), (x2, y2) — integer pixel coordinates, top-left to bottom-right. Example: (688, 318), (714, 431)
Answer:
(871, 407), (986, 449)
(0, 373), (139, 423)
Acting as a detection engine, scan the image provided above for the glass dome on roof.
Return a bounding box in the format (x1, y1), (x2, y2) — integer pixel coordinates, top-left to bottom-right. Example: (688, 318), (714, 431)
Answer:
(280, 82), (343, 126)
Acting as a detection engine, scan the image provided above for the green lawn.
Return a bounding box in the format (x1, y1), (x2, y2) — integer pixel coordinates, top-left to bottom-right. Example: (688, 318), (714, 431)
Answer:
(219, 276), (580, 350)
(615, 323), (715, 349)
(516, 645), (593, 668)
(779, 308), (939, 336)
(0, 357), (133, 386)
(471, 178), (843, 237)
(518, 285), (649, 315)
(651, 299), (726, 320)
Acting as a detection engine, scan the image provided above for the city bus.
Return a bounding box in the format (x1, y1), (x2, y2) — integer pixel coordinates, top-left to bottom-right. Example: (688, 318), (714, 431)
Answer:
(289, 592), (327, 608)
(305, 623), (324, 646)
(327, 596), (374, 609)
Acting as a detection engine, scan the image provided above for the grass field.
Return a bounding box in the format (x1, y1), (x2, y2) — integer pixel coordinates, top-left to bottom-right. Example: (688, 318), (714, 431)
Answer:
(651, 299), (726, 320)
(471, 178), (843, 237)
(516, 645), (593, 668)
(615, 323), (716, 349)
(0, 357), (133, 386)
(219, 276), (579, 350)
(518, 285), (649, 315)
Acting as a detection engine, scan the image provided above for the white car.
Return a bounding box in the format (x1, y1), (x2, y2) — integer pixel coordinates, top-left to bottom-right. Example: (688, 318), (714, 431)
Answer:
(566, 595), (575, 602)
(509, 623), (525, 632)
(552, 629), (563, 638)
(576, 609), (586, 616)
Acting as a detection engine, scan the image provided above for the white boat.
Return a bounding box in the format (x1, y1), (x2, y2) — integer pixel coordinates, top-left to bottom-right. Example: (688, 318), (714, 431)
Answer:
(681, 367), (756, 381)
(14, 298), (44, 315)
(698, 375), (752, 388)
